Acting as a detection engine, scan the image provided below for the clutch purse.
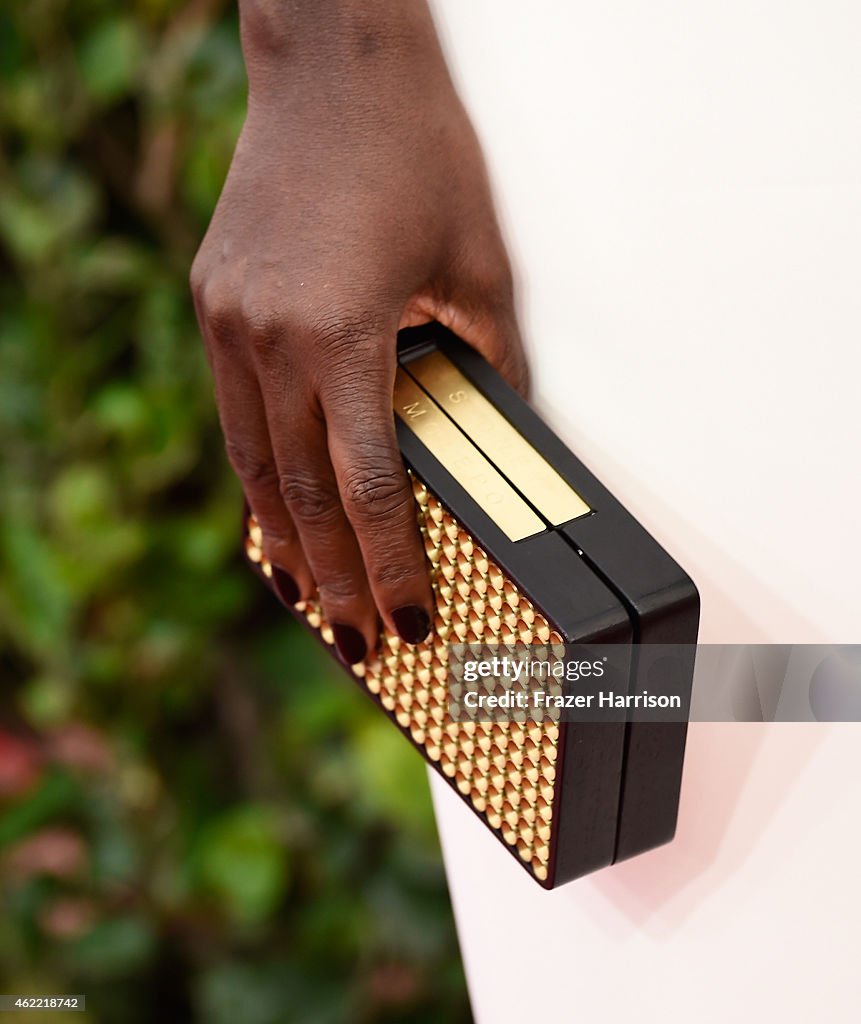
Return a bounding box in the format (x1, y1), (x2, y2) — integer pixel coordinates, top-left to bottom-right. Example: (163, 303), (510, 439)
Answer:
(243, 323), (699, 888)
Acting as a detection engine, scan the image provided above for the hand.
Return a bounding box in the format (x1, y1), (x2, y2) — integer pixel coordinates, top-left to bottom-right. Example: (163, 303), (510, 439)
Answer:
(190, 0), (527, 665)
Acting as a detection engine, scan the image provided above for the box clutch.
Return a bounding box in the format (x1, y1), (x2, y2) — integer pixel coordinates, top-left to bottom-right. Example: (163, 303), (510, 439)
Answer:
(242, 322), (699, 888)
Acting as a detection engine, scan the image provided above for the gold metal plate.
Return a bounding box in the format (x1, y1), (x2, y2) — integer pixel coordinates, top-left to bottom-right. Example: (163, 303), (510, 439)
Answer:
(405, 351), (591, 525)
(393, 370), (545, 542)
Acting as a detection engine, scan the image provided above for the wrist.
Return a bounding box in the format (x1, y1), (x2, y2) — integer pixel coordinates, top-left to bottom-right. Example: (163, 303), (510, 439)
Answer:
(239, 0), (445, 100)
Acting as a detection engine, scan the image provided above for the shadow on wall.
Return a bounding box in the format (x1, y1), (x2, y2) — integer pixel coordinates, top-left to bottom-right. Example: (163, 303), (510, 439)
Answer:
(585, 478), (830, 935)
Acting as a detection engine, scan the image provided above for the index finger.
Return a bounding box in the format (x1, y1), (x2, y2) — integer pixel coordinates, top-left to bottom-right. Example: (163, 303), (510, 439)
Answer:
(320, 350), (433, 646)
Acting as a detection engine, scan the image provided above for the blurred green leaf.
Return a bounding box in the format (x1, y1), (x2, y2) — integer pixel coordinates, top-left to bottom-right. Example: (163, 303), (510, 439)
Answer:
(0, 10), (23, 77)
(0, 520), (73, 658)
(0, 771), (80, 849)
(77, 17), (145, 103)
(195, 961), (350, 1024)
(68, 916), (157, 977)
(349, 721), (437, 843)
(49, 463), (115, 531)
(0, 158), (98, 263)
(72, 238), (152, 292)
(196, 805), (289, 926)
(91, 383), (151, 441)
(0, 2), (469, 1018)
(19, 674), (75, 727)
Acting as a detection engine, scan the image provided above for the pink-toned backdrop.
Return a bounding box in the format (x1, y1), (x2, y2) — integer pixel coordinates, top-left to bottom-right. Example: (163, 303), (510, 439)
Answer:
(428, 2), (861, 1020)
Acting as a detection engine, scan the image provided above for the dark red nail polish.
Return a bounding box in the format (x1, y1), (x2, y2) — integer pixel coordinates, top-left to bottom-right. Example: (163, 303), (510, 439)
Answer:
(332, 623), (367, 665)
(392, 606), (432, 645)
(271, 567), (300, 606)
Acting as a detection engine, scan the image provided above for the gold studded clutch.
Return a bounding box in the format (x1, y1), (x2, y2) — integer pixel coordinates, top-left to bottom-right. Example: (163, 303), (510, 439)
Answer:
(243, 324), (699, 888)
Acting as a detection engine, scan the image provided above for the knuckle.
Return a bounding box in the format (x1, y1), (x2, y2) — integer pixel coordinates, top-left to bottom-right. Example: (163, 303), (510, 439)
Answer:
(341, 463), (409, 522)
(239, 283), (322, 365)
(316, 571), (361, 605)
(280, 473), (340, 525)
(311, 307), (384, 360)
(189, 258), (206, 301)
(255, 524), (296, 549)
(202, 282), (240, 344)
(242, 288), (289, 352)
(371, 557), (426, 592)
(225, 440), (277, 485)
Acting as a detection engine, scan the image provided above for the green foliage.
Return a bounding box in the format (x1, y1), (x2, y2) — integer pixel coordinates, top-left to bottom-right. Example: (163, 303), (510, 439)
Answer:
(194, 804), (290, 926)
(0, 3), (470, 1021)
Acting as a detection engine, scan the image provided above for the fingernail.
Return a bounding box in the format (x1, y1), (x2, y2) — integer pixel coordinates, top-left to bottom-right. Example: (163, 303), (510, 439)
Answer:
(271, 567), (300, 606)
(392, 606), (432, 645)
(332, 623), (367, 665)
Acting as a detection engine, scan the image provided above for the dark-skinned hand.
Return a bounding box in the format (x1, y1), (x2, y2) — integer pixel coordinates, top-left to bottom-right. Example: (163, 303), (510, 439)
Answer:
(191, 0), (528, 665)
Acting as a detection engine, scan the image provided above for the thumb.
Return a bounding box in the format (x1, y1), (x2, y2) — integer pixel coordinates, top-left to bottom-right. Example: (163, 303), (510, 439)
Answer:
(401, 294), (530, 397)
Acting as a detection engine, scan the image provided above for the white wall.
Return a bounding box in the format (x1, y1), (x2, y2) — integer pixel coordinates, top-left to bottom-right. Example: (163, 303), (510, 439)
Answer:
(428, 2), (861, 1020)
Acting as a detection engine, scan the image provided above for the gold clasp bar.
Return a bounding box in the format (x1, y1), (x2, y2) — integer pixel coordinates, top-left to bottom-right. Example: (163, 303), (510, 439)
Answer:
(394, 370), (545, 542)
(404, 351), (591, 526)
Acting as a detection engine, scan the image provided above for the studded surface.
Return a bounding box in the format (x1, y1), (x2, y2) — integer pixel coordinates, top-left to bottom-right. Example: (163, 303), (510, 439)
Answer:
(244, 472), (564, 883)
